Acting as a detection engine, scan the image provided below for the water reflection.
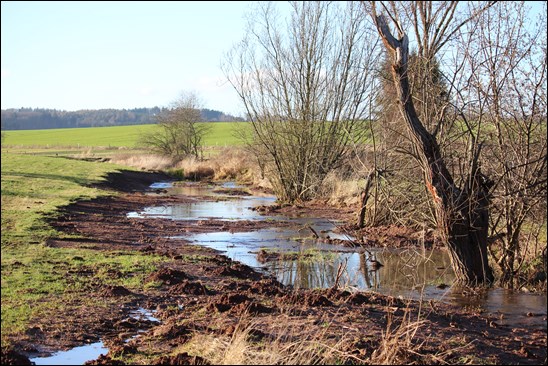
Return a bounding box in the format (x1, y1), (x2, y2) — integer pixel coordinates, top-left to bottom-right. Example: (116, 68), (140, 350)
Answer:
(30, 342), (108, 365)
(184, 225), (455, 295)
(29, 307), (161, 365)
(261, 248), (455, 292)
(449, 287), (547, 328)
(147, 181), (546, 330)
(128, 197), (275, 220)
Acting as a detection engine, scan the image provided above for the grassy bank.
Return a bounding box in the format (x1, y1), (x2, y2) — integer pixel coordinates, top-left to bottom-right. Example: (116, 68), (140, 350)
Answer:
(0, 150), (167, 343)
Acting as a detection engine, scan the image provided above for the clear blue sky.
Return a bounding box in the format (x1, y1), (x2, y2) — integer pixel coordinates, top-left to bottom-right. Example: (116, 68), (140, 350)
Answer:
(2, 1), (545, 117)
(1, 1), (262, 116)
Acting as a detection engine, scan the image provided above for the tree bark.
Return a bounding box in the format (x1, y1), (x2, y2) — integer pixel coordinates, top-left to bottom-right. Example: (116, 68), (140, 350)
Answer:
(372, 13), (493, 285)
(357, 169), (376, 228)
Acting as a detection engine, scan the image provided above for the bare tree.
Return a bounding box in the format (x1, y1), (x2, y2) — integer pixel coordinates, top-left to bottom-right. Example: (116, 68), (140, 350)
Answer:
(368, 1), (497, 285)
(222, 1), (381, 203)
(139, 91), (210, 161)
(451, 1), (547, 289)
(365, 52), (450, 230)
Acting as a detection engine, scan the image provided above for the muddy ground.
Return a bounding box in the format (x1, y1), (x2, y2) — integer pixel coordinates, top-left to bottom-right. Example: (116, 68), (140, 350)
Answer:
(2, 170), (546, 365)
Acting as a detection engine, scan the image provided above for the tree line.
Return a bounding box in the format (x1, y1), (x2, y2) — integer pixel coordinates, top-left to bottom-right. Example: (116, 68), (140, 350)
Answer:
(0, 107), (244, 130)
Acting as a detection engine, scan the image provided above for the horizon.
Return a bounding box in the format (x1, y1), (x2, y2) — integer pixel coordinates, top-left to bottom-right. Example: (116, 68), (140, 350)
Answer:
(1, 105), (244, 116)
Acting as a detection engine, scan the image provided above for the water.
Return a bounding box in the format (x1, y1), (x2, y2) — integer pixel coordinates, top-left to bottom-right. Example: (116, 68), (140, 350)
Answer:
(127, 197), (275, 221)
(149, 182), (173, 189)
(29, 307), (160, 365)
(129, 182), (276, 220)
(181, 229), (454, 293)
(134, 181), (547, 329)
(130, 307), (160, 323)
(30, 342), (108, 365)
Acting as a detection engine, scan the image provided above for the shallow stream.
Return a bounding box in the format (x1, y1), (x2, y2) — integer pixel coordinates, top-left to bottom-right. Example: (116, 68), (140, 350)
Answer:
(134, 181), (547, 330)
(31, 181), (546, 365)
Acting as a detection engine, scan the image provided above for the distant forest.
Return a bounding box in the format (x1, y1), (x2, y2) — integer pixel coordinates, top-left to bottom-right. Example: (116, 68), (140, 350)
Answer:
(0, 107), (245, 130)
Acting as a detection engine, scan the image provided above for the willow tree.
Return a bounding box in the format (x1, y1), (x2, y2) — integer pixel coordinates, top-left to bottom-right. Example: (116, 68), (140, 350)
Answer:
(368, 1), (496, 285)
(222, 1), (380, 203)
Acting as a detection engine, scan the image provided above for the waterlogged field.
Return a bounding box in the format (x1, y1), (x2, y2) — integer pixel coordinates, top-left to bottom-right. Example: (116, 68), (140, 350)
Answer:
(0, 151), (169, 340)
(2, 122), (247, 148)
(2, 121), (546, 364)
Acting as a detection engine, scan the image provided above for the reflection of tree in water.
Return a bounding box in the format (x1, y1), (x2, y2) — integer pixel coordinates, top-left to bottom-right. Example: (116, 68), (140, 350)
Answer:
(276, 256), (340, 289)
(373, 250), (454, 290)
(264, 249), (454, 291)
(360, 252), (379, 289)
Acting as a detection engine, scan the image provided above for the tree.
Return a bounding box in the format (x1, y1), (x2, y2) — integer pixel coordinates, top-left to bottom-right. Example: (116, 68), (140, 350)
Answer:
(222, 1), (381, 203)
(139, 91), (210, 161)
(363, 52), (451, 230)
(451, 1), (547, 288)
(368, 1), (497, 285)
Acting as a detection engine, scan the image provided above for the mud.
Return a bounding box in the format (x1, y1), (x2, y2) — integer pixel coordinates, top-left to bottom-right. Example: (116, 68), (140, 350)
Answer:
(2, 170), (546, 365)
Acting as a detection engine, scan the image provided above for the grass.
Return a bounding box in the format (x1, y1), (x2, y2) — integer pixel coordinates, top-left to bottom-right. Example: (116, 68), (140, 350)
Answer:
(139, 303), (439, 365)
(2, 122), (248, 148)
(172, 314), (362, 365)
(1, 152), (117, 244)
(0, 149), (168, 343)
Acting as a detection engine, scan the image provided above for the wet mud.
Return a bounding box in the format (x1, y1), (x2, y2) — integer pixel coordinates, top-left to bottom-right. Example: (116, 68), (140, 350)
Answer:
(2, 170), (546, 365)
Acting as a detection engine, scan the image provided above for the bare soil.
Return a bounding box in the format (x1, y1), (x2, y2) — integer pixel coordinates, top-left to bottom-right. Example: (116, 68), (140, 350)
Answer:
(2, 170), (546, 365)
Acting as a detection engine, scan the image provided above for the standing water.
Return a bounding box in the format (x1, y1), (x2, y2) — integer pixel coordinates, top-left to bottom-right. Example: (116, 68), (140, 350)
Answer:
(129, 181), (547, 330)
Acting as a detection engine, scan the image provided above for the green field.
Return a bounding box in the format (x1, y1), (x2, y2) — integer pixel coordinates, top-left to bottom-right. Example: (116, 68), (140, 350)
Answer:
(2, 122), (247, 148)
(0, 120), (247, 342)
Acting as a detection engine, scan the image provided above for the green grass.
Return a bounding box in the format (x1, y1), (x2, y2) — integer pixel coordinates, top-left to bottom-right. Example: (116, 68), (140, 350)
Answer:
(0, 150), (168, 342)
(2, 122), (248, 148)
(1, 153), (117, 243)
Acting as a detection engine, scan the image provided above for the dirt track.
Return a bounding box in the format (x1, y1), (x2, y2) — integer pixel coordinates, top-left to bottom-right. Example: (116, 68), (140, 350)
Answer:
(2, 170), (546, 365)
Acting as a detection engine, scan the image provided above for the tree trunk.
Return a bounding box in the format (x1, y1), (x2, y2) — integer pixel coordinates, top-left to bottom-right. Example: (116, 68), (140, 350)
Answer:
(357, 170), (376, 228)
(373, 14), (493, 286)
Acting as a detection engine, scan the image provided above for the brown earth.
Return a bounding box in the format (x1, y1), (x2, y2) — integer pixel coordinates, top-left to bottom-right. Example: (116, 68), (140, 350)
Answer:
(1, 170), (546, 365)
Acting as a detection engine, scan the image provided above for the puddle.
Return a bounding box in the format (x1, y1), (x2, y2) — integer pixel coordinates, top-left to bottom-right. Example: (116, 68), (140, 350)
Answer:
(128, 198), (276, 221)
(220, 181), (243, 189)
(129, 184), (276, 220)
(139, 181), (547, 330)
(130, 307), (160, 323)
(182, 230), (453, 291)
(30, 342), (108, 365)
(149, 182), (173, 189)
(449, 287), (547, 329)
(29, 307), (161, 365)
(186, 228), (546, 329)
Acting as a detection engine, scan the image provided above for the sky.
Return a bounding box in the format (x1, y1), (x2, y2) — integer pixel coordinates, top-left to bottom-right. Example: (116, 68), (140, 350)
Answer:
(2, 1), (545, 117)
(1, 1), (266, 117)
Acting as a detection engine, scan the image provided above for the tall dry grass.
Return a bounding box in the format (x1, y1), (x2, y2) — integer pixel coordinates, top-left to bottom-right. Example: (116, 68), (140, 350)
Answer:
(318, 170), (362, 207)
(109, 153), (175, 171)
(110, 148), (273, 191)
(176, 313), (363, 365)
(173, 148), (271, 189)
(168, 302), (446, 365)
(369, 306), (427, 365)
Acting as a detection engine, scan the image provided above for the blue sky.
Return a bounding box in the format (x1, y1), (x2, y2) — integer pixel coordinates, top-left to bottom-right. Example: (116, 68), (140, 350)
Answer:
(1, 1), (263, 116)
(2, 1), (545, 117)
